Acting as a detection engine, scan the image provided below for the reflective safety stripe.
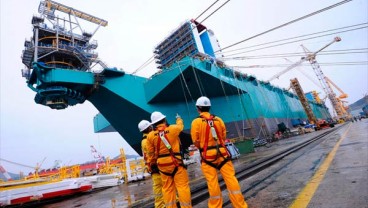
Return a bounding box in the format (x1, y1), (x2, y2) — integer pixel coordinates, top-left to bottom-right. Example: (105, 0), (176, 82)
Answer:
(159, 131), (172, 149)
(229, 190), (242, 195)
(165, 201), (176, 207)
(156, 127), (179, 168)
(208, 120), (218, 141)
(180, 201), (192, 207)
(209, 195), (221, 200)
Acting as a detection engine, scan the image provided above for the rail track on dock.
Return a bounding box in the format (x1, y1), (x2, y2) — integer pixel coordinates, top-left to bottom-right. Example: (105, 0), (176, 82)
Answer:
(133, 124), (345, 208)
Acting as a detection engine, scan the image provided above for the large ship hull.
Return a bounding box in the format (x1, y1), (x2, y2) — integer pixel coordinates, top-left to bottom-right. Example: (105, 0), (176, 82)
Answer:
(27, 56), (330, 155)
(22, 1), (331, 156)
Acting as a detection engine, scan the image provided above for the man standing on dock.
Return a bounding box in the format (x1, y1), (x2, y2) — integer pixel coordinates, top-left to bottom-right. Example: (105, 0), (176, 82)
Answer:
(139, 120), (165, 208)
(146, 111), (192, 208)
(191, 96), (248, 208)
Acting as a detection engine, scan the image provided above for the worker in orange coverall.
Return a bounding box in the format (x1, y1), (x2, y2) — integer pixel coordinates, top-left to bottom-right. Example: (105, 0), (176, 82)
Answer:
(139, 120), (165, 208)
(191, 96), (248, 208)
(146, 111), (192, 208)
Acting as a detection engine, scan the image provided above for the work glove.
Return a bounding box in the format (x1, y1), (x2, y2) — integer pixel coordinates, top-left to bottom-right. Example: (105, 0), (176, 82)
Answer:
(148, 163), (159, 174)
(176, 113), (181, 119)
(150, 163), (159, 174)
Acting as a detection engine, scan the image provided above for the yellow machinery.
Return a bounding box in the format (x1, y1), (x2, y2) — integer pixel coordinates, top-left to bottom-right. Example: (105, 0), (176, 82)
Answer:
(290, 78), (319, 128)
(311, 90), (322, 104)
(325, 76), (351, 119)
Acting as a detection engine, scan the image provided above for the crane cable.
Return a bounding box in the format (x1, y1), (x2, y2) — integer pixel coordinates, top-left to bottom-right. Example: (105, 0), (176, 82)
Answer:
(223, 26), (367, 58)
(194, 0), (221, 20)
(223, 48), (368, 60)
(177, 60), (195, 120)
(198, 0), (231, 23)
(217, 0), (353, 52)
(232, 61), (368, 69)
(0, 158), (36, 169)
(219, 22), (367, 55)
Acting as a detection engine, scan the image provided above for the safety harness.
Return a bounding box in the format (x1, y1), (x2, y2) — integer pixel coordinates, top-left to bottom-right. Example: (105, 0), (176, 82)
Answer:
(155, 126), (185, 177)
(199, 115), (231, 170)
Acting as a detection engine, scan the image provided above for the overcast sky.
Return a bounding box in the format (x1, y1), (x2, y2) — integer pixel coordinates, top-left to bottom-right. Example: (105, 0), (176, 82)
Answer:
(1, 0), (367, 174)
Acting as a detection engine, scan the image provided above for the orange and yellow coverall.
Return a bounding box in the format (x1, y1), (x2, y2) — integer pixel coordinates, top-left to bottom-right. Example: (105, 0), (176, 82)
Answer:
(147, 117), (192, 208)
(191, 112), (248, 208)
(142, 133), (165, 208)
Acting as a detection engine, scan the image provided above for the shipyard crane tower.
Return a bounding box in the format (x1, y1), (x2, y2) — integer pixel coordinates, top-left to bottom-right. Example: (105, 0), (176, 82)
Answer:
(90, 145), (105, 168)
(267, 37), (341, 82)
(301, 37), (348, 119)
(266, 37), (345, 118)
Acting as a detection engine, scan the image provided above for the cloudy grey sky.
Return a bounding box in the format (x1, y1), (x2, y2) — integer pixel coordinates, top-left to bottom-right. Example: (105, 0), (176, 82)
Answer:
(1, 0), (367, 174)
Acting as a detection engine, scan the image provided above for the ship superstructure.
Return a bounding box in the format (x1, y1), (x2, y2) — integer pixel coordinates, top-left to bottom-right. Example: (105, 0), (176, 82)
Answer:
(22, 1), (331, 155)
(154, 19), (222, 69)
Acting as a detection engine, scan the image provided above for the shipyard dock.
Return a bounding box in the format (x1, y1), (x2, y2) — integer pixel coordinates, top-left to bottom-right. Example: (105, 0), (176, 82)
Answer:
(35, 120), (367, 208)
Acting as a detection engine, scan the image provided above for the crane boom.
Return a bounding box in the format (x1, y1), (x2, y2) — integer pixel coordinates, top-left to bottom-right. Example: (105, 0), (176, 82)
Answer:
(267, 37), (341, 82)
(325, 76), (348, 99)
(267, 57), (306, 82)
(304, 47), (349, 119)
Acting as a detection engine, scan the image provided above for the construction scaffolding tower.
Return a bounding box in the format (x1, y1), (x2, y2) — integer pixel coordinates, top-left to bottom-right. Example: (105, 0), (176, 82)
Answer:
(154, 20), (206, 69)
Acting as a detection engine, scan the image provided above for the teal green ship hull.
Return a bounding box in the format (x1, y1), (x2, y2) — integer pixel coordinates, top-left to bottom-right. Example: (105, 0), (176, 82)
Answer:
(27, 56), (330, 155)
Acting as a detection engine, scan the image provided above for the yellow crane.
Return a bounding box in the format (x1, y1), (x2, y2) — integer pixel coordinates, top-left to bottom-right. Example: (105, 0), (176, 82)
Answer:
(290, 78), (319, 127)
(325, 77), (351, 119)
(325, 76), (348, 99)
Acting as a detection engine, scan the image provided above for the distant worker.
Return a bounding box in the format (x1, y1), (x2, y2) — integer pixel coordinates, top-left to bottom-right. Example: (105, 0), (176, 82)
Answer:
(191, 96), (248, 208)
(139, 120), (165, 208)
(146, 111), (192, 208)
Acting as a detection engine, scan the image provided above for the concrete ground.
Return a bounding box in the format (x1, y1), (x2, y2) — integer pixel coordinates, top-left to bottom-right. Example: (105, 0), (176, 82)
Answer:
(306, 120), (368, 208)
(41, 120), (368, 208)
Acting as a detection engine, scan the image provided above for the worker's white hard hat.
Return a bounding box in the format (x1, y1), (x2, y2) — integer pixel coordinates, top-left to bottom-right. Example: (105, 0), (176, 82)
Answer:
(151, 111), (166, 124)
(138, 120), (151, 132)
(196, 96), (211, 107)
